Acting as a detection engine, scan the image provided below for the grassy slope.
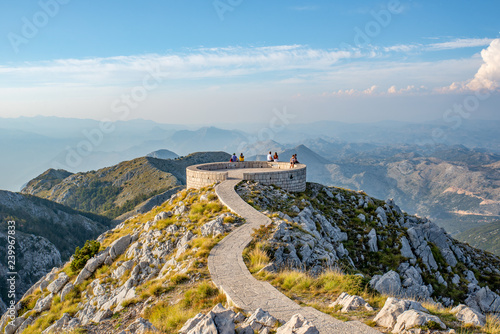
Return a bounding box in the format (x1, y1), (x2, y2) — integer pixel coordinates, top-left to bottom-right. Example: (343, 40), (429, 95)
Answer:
(21, 152), (230, 218)
(15, 186), (236, 334)
(0, 192), (112, 259)
(455, 221), (500, 256)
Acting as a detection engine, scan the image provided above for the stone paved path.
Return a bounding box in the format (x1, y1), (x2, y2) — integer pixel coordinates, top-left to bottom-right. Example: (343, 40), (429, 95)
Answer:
(208, 178), (381, 334)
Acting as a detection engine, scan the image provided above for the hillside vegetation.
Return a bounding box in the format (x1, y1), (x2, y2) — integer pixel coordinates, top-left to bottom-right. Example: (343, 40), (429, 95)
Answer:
(0, 190), (112, 313)
(21, 152), (230, 218)
(456, 221), (500, 256)
(0, 186), (240, 334)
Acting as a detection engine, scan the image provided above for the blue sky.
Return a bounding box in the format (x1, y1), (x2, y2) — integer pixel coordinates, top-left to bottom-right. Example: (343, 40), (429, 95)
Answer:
(0, 0), (499, 125)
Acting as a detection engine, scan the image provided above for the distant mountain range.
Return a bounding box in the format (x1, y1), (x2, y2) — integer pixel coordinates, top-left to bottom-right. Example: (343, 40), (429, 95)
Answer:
(2, 116), (500, 192)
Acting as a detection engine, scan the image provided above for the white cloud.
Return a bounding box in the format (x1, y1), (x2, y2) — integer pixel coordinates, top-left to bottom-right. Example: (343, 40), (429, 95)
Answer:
(436, 39), (500, 93)
(467, 39), (500, 91)
(382, 38), (494, 54)
(0, 45), (355, 87)
(426, 38), (494, 51)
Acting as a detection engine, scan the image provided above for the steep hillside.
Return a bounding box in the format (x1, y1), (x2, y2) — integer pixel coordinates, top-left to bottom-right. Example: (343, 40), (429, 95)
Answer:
(263, 144), (500, 235)
(21, 152), (230, 218)
(237, 182), (500, 309)
(2, 182), (499, 334)
(0, 190), (112, 313)
(0, 186), (240, 334)
(455, 221), (500, 256)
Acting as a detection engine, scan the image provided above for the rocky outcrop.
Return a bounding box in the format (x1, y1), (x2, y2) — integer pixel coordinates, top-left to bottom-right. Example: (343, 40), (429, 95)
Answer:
(180, 304), (318, 334)
(329, 292), (373, 313)
(237, 182), (500, 310)
(201, 215), (234, 237)
(0, 231), (61, 313)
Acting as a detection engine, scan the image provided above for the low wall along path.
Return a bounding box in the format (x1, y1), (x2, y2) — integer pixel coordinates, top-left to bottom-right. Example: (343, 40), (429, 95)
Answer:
(187, 162), (381, 334)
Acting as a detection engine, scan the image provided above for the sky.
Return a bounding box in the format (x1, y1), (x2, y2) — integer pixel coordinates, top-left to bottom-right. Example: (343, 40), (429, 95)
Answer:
(0, 0), (499, 126)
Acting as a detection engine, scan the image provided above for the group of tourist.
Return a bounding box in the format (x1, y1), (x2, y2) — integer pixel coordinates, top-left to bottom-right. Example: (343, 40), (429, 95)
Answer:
(229, 151), (299, 168)
(229, 153), (245, 162)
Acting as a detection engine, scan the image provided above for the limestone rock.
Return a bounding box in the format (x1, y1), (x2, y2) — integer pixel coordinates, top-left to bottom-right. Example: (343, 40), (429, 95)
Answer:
(126, 317), (158, 333)
(244, 308), (277, 331)
(370, 271), (401, 295)
(179, 313), (205, 333)
(109, 235), (132, 260)
(211, 303), (236, 334)
(60, 282), (74, 302)
(392, 310), (446, 333)
(74, 268), (92, 286)
(367, 229), (378, 252)
(201, 216), (227, 237)
(373, 297), (427, 329)
(186, 313), (218, 334)
(34, 293), (53, 313)
(375, 207), (388, 225)
(276, 314), (319, 334)
(41, 313), (71, 334)
(14, 316), (33, 334)
(451, 304), (486, 327)
(400, 237), (415, 259)
(46, 272), (69, 294)
(465, 286), (500, 314)
(154, 211), (172, 222)
(4, 317), (25, 334)
(330, 292), (374, 312)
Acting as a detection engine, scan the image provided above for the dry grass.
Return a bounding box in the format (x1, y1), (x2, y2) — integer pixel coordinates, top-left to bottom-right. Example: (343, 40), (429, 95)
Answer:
(485, 314), (500, 334)
(247, 243), (271, 273)
(145, 281), (226, 333)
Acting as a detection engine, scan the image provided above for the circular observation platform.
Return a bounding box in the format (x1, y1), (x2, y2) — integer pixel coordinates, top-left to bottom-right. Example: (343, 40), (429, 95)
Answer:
(186, 161), (306, 192)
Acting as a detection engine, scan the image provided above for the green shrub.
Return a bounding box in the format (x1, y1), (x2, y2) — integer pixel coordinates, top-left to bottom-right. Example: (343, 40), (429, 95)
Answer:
(70, 240), (100, 271)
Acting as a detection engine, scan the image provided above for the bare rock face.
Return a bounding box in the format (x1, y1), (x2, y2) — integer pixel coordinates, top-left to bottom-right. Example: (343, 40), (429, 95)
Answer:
(0, 231), (61, 312)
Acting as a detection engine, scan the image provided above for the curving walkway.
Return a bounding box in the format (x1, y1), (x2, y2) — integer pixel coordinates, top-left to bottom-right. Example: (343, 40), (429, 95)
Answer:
(208, 178), (381, 334)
